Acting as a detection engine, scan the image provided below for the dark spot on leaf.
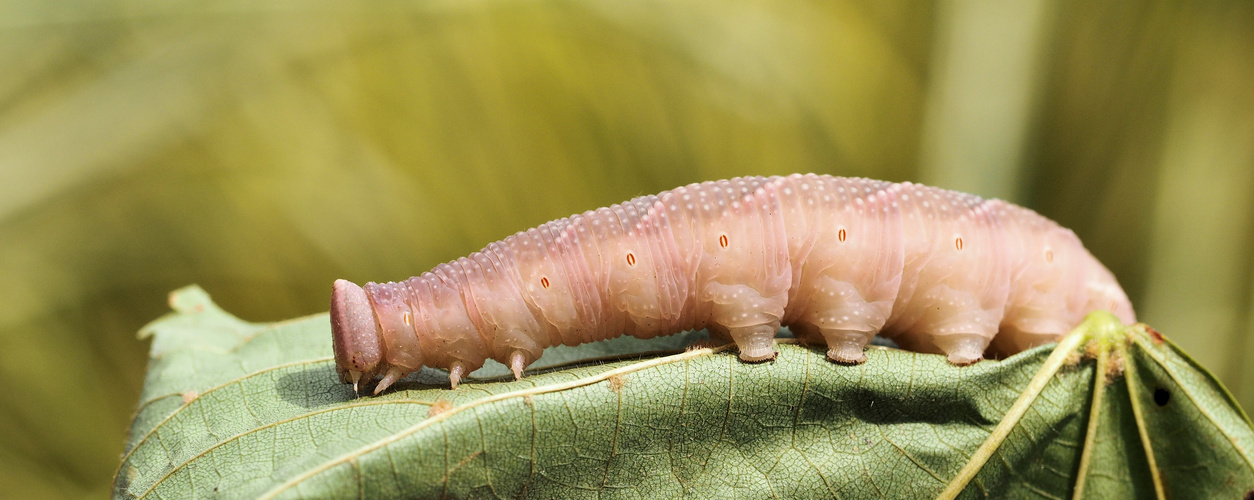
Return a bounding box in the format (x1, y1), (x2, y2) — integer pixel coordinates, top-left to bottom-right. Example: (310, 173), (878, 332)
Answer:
(1154, 388), (1170, 407)
(1245, 489), (1254, 500)
(1146, 326), (1165, 344)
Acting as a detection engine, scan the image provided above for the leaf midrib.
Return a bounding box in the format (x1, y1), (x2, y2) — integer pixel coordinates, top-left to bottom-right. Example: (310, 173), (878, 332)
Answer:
(257, 343), (739, 499)
(135, 398), (435, 499)
(114, 356), (338, 487)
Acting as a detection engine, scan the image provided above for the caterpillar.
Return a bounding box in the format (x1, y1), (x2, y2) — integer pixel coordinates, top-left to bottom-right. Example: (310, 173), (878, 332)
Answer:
(331, 174), (1135, 394)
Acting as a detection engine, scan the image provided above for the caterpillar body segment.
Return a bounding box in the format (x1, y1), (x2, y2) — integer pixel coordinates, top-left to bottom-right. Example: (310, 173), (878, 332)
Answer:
(330, 174), (1136, 394)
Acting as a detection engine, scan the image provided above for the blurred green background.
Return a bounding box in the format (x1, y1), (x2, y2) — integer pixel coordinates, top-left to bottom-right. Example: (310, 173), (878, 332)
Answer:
(2, 1), (1253, 497)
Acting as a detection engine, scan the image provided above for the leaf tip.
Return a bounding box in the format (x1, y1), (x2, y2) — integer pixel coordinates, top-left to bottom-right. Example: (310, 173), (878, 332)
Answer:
(168, 285), (213, 314)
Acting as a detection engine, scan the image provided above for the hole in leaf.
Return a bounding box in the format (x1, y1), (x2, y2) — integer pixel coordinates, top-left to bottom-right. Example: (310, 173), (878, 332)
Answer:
(1153, 388), (1170, 407)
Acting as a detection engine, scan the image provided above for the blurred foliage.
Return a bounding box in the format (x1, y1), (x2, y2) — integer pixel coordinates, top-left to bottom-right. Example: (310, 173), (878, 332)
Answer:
(0, 1), (1251, 497)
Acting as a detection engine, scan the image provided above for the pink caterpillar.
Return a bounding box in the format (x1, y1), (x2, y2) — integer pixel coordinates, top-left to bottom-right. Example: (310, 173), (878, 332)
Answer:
(331, 174), (1135, 394)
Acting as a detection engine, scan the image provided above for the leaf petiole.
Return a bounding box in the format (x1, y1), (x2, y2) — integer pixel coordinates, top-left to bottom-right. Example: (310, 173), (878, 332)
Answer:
(1071, 333), (1110, 500)
(938, 312), (1125, 500)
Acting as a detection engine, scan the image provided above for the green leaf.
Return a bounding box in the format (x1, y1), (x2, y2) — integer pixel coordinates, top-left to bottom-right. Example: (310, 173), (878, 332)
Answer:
(114, 287), (1254, 499)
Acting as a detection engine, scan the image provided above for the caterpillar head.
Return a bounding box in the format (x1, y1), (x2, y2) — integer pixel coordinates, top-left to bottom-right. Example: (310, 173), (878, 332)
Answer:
(333, 279), (432, 395)
(330, 279), (384, 392)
